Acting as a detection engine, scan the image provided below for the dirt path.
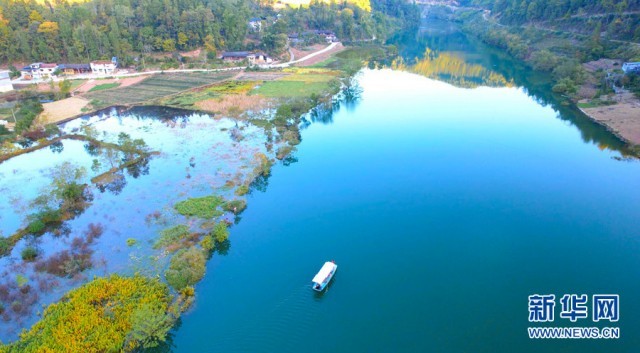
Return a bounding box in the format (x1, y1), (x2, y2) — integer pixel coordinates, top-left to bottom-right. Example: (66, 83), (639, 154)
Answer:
(294, 43), (345, 66)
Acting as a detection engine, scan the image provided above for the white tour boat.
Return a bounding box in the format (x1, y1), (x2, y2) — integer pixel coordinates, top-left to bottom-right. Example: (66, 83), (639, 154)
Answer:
(311, 261), (337, 292)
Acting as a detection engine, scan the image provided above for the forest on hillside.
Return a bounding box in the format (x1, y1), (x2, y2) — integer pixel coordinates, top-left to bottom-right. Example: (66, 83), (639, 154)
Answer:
(463, 0), (640, 41)
(0, 0), (418, 65)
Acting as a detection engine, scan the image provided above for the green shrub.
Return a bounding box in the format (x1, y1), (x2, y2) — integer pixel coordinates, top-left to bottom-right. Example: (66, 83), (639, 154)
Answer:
(164, 247), (206, 290)
(21, 247), (38, 262)
(16, 274), (28, 287)
(174, 195), (224, 219)
(154, 225), (190, 250)
(235, 184), (249, 196)
(200, 235), (214, 252)
(126, 238), (137, 246)
(0, 237), (10, 256)
(27, 220), (46, 235)
(222, 199), (247, 214)
(212, 222), (229, 243)
(128, 303), (174, 349)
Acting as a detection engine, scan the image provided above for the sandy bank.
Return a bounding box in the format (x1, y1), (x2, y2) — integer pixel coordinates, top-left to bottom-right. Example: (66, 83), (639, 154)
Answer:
(579, 92), (640, 146)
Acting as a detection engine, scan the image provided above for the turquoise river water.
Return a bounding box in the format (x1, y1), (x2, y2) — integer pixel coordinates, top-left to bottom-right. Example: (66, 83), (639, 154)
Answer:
(162, 24), (640, 353)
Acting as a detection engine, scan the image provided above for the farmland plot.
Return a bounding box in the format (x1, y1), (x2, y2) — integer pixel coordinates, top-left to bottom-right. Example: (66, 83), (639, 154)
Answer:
(83, 72), (237, 106)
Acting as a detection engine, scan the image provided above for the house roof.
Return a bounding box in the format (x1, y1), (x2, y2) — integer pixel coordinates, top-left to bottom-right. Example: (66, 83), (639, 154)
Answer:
(221, 51), (253, 58)
(91, 60), (114, 65)
(40, 63), (58, 68)
(249, 17), (261, 22)
(59, 64), (91, 70)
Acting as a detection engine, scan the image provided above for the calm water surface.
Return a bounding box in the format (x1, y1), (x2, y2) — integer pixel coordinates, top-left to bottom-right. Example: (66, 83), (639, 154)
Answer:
(166, 26), (640, 353)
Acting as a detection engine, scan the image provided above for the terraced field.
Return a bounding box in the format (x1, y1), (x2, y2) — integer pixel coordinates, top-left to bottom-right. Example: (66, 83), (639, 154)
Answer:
(83, 72), (237, 106)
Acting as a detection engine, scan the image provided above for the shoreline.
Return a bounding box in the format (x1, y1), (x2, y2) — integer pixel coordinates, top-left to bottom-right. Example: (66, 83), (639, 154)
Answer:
(577, 95), (640, 149)
(0, 44), (380, 349)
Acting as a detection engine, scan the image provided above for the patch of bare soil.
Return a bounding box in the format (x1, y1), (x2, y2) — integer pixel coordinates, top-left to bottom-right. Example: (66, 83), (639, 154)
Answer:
(181, 48), (202, 58)
(39, 97), (90, 124)
(74, 76), (149, 94)
(75, 76), (149, 94)
(290, 44), (326, 60)
(295, 43), (345, 67)
(581, 92), (640, 145)
(583, 59), (623, 73)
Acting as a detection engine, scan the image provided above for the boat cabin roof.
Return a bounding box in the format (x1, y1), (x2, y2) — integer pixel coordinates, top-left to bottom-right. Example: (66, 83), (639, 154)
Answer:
(312, 262), (335, 284)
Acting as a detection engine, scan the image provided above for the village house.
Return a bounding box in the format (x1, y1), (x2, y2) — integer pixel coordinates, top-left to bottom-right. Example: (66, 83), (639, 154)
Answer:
(0, 70), (13, 92)
(253, 52), (273, 65)
(622, 62), (640, 74)
(58, 63), (92, 76)
(90, 58), (117, 75)
(316, 30), (337, 43)
(20, 63), (58, 80)
(221, 51), (272, 65)
(221, 51), (253, 62)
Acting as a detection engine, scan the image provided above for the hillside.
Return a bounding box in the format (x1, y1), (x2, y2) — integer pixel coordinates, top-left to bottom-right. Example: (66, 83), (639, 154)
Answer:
(464, 0), (640, 42)
(276, 0), (371, 11)
(0, 0), (417, 66)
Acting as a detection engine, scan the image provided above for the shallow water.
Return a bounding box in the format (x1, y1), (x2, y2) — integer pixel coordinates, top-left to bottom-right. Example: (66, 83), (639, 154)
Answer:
(0, 107), (270, 340)
(165, 28), (640, 353)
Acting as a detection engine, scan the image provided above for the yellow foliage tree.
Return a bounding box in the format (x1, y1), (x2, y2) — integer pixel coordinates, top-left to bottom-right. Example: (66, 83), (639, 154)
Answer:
(2, 275), (172, 353)
(28, 10), (44, 24)
(37, 21), (59, 34)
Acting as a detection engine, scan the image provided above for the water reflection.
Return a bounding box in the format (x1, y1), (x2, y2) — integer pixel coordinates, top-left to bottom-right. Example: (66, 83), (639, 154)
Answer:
(392, 48), (512, 88)
(386, 20), (635, 157)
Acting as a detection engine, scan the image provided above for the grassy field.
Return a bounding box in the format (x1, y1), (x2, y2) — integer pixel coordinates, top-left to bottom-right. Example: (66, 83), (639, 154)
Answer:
(577, 99), (617, 109)
(88, 82), (120, 92)
(83, 72), (237, 106)
(161, 81), (258, 110)
(252, 68), (340, 98)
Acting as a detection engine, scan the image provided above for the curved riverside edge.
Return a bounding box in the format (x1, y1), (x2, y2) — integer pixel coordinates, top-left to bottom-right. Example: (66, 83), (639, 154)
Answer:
(0, 43), (363, 348)
(2, 23), (639, 351)
(578, 105), (640, 147)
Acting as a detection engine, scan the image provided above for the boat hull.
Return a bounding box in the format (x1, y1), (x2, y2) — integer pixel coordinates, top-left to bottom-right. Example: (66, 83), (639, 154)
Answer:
(312, 263), (337, 292)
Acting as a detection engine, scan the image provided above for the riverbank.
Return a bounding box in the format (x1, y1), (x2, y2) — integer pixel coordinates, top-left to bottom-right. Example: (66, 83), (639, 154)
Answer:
(579, 92), (640, 146)
(447, 6), (640, 152)
(0, 44), (386, 351)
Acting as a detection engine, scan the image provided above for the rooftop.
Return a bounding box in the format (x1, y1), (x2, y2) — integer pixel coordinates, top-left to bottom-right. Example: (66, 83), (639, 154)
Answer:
(221, 51), (253, 58)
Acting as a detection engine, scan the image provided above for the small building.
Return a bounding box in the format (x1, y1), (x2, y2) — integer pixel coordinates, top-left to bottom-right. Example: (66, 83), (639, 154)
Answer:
(249, 17), (262, 32)
(253, 52), (273, 65)
(316, 30), (337, 43)
(21, 63), (58, 80)
(622, 62), (640, 74)
(58, 63), (92, 76)
(90, 60), (117, 75)
(221, 51), (254, 62)
(221, 51), (272, 66)
(0, 70), (13, 92)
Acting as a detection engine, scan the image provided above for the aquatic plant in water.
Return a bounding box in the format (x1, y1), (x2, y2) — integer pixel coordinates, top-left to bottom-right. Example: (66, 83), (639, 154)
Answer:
(164, 247), (206, 291)
(174, 195), (225, 219)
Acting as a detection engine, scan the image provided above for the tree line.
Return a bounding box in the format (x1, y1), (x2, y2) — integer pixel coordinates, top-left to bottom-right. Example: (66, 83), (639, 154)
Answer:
(0, 0), (419, 66)
(463, 0), (640, 41)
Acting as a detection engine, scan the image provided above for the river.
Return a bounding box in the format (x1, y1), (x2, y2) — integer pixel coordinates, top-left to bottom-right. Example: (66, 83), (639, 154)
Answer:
(162, 22), (640, 353)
